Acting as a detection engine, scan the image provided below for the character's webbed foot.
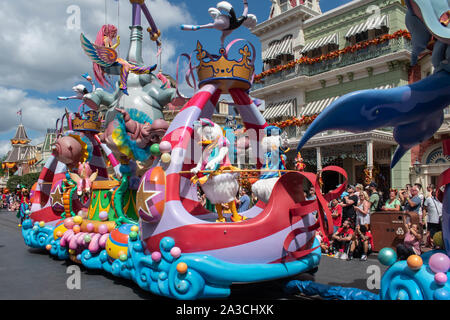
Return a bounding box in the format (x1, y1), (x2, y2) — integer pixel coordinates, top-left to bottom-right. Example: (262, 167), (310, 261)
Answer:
(231, 215), (247, 222)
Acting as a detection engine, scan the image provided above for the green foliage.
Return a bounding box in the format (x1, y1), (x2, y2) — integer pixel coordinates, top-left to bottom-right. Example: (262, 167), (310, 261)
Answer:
(6, 172), (40, 191)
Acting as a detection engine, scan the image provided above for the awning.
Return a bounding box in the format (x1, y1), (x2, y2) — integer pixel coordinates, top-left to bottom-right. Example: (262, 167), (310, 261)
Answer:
(263, 98), (296, 119)
(302, 84), (393, 116)
(345, 14), (388, 39)
(301, 33), (339, 54)
(263, 35), (293, 62)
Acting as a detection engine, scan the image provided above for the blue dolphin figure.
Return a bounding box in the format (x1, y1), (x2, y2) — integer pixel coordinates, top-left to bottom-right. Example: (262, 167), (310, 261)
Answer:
(296, 72), (450, 168)
(297, 0), (450, 169)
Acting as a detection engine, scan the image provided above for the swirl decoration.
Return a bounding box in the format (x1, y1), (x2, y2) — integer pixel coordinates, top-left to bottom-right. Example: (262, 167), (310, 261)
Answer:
(21, 219), (54, 249)
(77, 229), (321, 299)
(380, 251), (450, 300)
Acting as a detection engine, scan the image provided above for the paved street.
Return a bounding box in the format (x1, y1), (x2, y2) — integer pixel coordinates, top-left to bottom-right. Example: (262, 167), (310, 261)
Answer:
(0, 210), (387, 300)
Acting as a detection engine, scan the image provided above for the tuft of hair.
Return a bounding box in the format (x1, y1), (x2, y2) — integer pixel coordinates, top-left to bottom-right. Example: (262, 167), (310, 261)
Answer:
(243, 14), (257, 28)
(217, 1), (233, 13)
(208, 7), (221, 19)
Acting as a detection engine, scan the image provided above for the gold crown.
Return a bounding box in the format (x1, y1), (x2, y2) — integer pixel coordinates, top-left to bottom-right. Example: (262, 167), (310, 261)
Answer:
(196, 41), (255, 93)
(72, 110), (102, 132)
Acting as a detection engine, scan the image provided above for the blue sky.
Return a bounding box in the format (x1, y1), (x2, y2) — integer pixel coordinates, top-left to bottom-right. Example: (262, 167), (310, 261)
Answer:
(0, 0), (352, 155)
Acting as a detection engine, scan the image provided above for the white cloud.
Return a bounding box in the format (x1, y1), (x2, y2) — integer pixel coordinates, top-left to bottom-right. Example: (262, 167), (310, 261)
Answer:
(0, 0), (193, 92)
(0, 87), (61, 134)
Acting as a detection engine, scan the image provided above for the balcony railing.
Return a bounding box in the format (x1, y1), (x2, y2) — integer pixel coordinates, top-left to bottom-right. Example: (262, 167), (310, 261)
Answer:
(253, 37), (412, 90)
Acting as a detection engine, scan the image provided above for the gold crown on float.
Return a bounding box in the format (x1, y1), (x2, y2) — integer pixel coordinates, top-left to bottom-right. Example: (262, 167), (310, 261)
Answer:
(72, 110), (101, 132)
(196, 41), (254, 92)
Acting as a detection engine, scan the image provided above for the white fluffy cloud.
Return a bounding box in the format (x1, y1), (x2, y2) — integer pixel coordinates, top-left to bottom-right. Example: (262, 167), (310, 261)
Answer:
(0, 87), (62, 133)
(0, 0), (193, 92)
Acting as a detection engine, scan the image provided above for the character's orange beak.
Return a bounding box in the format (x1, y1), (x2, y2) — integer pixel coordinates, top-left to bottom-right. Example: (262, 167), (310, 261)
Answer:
(199, 140), (213, 145)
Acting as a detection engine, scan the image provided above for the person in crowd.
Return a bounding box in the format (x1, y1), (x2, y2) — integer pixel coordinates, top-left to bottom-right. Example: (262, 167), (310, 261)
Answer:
(341, 185), (358, 226)
(306, 186), (316, 200)
(348, 224), (373, 261)
(414, 183), (425, 222)
(423, 190), (443, 246)
(251, 193), (258, 206)
(368, 182), (380, 214)
(382, 189), (401, 211)
(404, 185), (422, 214)
(316, 230), (331, 255)
(355, 184), (364, 197)
(396, 222), (422, 260)
(236, 188), (250, 213)
(426, 184), (435, 199)
(331, 219), (354, 260)
(330, 198), (342, 233)
(354, 191), (370, 227)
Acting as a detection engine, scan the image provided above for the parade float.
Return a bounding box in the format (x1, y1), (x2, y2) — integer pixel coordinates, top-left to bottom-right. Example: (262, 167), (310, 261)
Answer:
(19, 0), (450, 300)
(20, 0), (347, 300)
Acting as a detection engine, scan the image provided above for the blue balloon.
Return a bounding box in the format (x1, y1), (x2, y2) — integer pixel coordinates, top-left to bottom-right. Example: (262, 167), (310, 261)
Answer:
(378, 247), (397, 266)
(434, 288), (450, 300)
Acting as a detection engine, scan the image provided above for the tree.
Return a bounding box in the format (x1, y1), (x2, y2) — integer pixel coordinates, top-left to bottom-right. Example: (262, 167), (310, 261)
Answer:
(6, 172), (40, 192)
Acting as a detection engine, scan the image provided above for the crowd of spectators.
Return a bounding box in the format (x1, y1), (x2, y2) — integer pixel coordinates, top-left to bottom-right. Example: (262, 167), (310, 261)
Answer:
(317, 182), (443, 262)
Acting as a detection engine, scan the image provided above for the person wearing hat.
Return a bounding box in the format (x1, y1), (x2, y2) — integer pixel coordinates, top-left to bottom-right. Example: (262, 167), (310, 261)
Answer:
(16, 187), (31, 227)
(368, 182), (380, 214)
(341, 185), (358, 226)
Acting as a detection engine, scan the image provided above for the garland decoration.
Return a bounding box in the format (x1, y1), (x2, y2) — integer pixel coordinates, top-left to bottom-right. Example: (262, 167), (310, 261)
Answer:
(255, 30), (411, 83)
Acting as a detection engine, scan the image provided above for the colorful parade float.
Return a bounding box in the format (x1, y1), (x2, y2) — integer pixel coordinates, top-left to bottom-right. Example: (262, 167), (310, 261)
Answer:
(20, 0), (450, 300)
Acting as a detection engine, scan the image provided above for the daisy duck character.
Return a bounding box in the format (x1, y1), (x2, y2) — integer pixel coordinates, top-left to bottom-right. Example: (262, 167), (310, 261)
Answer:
(251, 126), (289, 203)
(190, 118), (246, 222)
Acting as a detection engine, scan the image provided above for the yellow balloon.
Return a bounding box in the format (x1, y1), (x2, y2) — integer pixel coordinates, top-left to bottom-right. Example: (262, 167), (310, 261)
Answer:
(73, 216), (83, 225)
(161, 153), (171, 163)
(39, 221), (45, 228)
(130, 225), (139, 232)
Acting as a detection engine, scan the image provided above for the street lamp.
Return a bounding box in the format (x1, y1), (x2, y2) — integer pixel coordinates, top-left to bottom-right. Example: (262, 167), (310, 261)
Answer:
(413, 158), (421, 174)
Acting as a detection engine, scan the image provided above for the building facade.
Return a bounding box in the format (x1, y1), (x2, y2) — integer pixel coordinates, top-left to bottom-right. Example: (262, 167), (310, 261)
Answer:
(250, 0), (442, 191)
(2, 124), (39, 177)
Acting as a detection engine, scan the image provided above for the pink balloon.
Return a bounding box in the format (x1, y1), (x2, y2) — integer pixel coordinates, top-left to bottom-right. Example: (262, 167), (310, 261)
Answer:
(98, 224), (108, 235)
(429, 253), (450, 274)
(435, 272), (448, 285)
(64, 218), (74, 229)
(99, 211), (109, 221)
(151, 251), (162, 262)
(86, 223), (95, 232)
(170, 247), (181, 258)
(159, 141), (172, 153)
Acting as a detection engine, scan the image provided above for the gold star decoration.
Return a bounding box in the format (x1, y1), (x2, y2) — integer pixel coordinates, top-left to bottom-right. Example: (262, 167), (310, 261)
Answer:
(50, 185), (64, 208)
(135, 180), (160, 218)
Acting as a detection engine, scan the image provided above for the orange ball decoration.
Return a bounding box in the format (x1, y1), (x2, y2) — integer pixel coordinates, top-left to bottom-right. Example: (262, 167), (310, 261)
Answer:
(73, 225), (81, 234)
(55, 231), (63, 238)
(176, 262), (188, 274)
(46, 244), (52, 251)
(407, 255), (423, 271)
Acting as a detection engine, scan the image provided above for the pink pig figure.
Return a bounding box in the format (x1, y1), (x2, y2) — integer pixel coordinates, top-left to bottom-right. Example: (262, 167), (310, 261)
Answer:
(69, 162), (98, 196)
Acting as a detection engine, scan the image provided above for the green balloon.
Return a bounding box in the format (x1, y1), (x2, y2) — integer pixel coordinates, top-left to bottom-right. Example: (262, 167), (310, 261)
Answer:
(129, 231), (138, 240)
(433, 231), (444, 248)
(150, 144), (160, 156)
(119, 254), (128, 262)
